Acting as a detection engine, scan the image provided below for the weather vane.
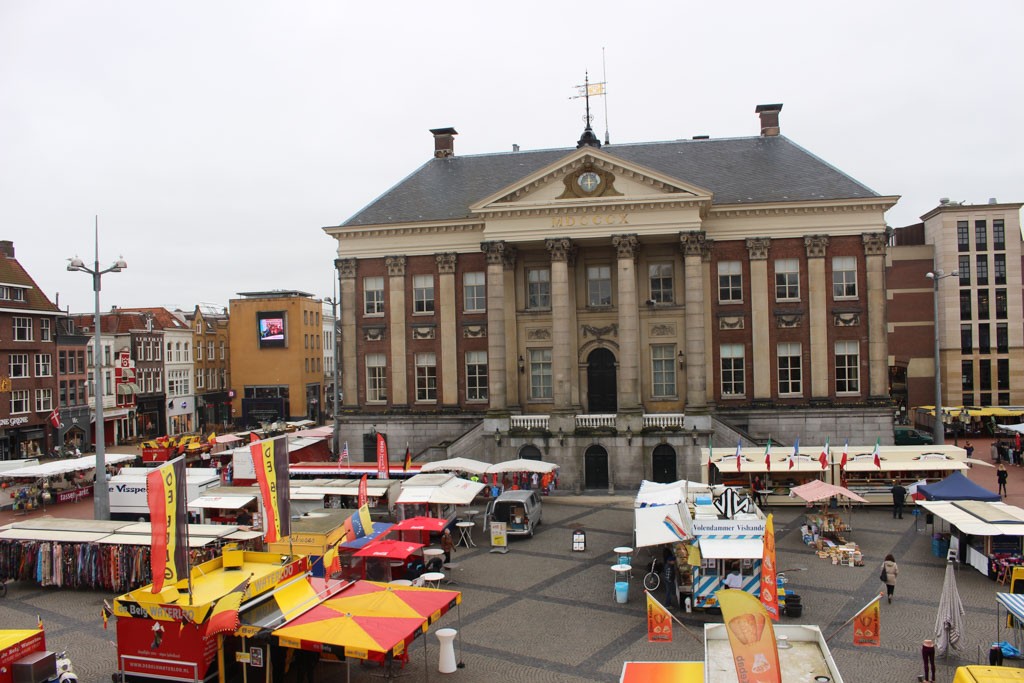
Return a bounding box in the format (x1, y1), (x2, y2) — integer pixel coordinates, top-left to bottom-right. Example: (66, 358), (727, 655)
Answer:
(569, 49), (611, 144)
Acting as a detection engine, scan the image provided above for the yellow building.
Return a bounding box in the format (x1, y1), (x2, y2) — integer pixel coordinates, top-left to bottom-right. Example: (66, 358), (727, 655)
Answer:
(228, 290), (325, 427)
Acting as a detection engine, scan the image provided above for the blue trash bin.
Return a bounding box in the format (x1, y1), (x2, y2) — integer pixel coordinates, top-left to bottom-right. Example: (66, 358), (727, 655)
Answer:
(615, 582), (629, 603)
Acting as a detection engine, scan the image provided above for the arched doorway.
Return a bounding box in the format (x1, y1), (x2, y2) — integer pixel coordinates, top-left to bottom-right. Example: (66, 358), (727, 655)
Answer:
(652, 444), (677, 483)
(519, 444), (542, 461)
(586, 348), (617, 413)
(584, 445), (609, 490)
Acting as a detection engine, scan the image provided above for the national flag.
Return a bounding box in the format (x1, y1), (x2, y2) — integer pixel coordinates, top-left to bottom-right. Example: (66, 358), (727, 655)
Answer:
(403, 444), (412, 472)
(841, 439), (849, 470)
(48, 408), (60, 429)
(207, 432), (217, 445)
(852, 594), (882, 646)
(203, 577), (250, 639)
(355, 503), (373, 538)
(147, 456), (189, 594)
(718, 589), (782, 683)
(102, 600), (113, 630)
(249, 432), (259, 443)
(340, 441), (349, 465)
(249, 436), (291, 543)
(37, 614), (43, 630)
(350, 505), (370, 538)
(760, 514), (779, 621)
(872, 437), (882, 469)
(646, 592), (673, 642)
(357, 473), (368, 509)
(322, 544), (341, 577)
(763, 439), (773, 471)
(788, 437), (797, 470)
(376, 432), (388, 480)
(819, 438), (830, 470)
(734, 440), (743, 473)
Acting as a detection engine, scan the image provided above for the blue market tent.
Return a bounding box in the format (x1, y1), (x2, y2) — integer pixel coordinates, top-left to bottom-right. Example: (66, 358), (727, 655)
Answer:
(919, 471), (1001, 502)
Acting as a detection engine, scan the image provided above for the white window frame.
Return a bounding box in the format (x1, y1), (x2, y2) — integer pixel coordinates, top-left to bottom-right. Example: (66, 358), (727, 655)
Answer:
(721, 343), (746, 398)
(528, 348), (553, 400)
(832, 256), (857, 300)
(587, 265), (612, 307)
(465, 350), (488, 402)
(414, 352), (437, 402)
(366, 353), (387, 403)
(34, 388), (52, 412)
(34, 353), (52, 377)
(649, 263), (674, 304)
(196, 369), (204, 389)
(364, 276), (385, 316)
(774, 259), (800, 302)
(463, 272), (486, 312)
(40, 319), (51, 341)
(9, 353), (28, 378)
(835, 340), (860, 395)
(718, 261), (743, 303)
(10, 389), (29, 414)
(413, 274), (435, 314)
(196, 343), (203, 361)
(650, 345), (677, 398)
(777, 342), (803, 396)
(527, 268), (551, 310)
(13, 317), (32, 341)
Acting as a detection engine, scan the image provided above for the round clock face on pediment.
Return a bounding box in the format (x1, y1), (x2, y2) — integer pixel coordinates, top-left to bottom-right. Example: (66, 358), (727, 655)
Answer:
(577, 171), (601, 193)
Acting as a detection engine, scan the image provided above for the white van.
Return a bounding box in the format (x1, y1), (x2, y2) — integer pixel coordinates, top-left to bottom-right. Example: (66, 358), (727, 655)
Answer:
(487, 490), (543, 537)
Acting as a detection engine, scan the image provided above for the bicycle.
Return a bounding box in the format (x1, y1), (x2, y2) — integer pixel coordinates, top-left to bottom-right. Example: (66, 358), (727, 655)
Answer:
(642, 558), (661, 592)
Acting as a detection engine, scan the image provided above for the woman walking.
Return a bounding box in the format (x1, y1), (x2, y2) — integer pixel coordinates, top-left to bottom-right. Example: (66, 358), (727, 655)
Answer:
(881, 554), (899, 604)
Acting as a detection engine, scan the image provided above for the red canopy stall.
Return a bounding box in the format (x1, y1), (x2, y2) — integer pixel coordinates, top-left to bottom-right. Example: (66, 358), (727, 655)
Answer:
(352, 541), (425, 582)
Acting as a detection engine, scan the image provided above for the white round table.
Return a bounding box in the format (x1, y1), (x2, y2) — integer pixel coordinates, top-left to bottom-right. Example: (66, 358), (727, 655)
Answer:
(421, 571), (446, 589)
(389, 579), (413, 586)
(462, 508), (480, 522)
(455, 521), (476, 548)
(611, 564), (632, 603)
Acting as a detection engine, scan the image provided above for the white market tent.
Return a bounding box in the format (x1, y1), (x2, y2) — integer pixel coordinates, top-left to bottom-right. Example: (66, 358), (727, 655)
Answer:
(633, 502), (691, 548)
(396, 473), (486, 506)
(917, 500), (1024, 575)
(486, 459), (559, 474)
(0, 453), (136, 479)
(420, 457), (491, 475)
(635, 479), (714, 508)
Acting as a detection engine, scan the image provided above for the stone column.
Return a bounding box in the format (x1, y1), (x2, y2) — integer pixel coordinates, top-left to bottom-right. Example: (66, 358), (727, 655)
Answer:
(747, 237), (772, 400)
(805, 235), (830, 399)
(863, 232), (889, 399)
(612, 234), (640, 411)
(336, 258), (359, 408)
(680, 232), (707, 410)
(436, 253), (458, 408)
(546, 238), (576, 411)
(482, 241), (511, 413)
(503, 250), (520, 410)
(385, 255), (408, 408)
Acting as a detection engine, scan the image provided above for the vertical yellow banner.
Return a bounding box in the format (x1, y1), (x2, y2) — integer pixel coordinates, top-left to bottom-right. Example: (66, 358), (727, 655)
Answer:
(718, 588), (782, 683)
(760, 514), (779, 621)
(646, 592), (673, 642)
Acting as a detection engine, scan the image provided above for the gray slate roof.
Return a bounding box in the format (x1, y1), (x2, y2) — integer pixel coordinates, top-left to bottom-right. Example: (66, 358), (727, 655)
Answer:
(341, 135), (879, 227)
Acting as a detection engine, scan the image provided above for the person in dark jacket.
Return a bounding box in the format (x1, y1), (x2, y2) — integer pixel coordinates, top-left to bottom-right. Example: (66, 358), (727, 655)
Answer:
(998, 464), (1009, 497)
(891, 480), (907, 519)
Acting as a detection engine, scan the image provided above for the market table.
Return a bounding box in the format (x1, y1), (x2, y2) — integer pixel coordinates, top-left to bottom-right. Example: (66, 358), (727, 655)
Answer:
(456, 521), (476, 548)
(613, 546), (634, 578)
(421, 572), (445, 589)
(612, 563), (632, 603)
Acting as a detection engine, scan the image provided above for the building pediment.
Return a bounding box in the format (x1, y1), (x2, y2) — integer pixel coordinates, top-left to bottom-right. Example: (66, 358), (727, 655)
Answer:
(469, 147), (713, 218)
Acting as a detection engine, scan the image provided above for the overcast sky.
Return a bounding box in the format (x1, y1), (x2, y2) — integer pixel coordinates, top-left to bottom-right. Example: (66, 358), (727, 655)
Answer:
(2, 1), (1022, 314)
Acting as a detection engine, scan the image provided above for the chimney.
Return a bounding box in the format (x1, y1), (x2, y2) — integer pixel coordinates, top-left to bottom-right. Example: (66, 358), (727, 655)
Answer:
(429, 127), (458, 158)
(755, 103), (784, 137)
(0, 241), (13, 258)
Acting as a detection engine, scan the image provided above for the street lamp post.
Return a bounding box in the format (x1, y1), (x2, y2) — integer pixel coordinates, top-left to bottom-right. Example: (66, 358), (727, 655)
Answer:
(926, 269), (958, 446)
(324, 297), (341, 457)
(67, 218), (126, 521)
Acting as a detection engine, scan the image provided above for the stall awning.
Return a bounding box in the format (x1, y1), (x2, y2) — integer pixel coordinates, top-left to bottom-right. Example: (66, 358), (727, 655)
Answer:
(633, 503), (691, 548)
(699, 537), (763, 559)
(997, 593), (1024, 623)
(918, 500), (1024, 536)
(353, 540), (424, 560)
(188, 495), (256, 510)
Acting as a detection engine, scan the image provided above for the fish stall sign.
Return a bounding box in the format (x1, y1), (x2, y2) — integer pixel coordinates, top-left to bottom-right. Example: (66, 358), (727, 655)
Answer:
(687, 494), (767, 610)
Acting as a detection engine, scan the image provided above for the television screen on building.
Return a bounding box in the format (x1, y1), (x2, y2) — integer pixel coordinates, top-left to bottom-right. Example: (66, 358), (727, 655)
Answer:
(257, 311), (286, 348)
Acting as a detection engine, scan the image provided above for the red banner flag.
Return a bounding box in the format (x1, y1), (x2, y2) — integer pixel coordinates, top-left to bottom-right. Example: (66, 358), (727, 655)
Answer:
(376, 432), (388, 479)
(357, 473), (368, 509)
(853, 594), (882, 646)
(249, 432), (259, 443)
(146, 456), (189, 594)
(760, 514), (779, 621)
(249, 436), (291, 543)
(646, 592), (673, 642)
(48, 408), (60, 429)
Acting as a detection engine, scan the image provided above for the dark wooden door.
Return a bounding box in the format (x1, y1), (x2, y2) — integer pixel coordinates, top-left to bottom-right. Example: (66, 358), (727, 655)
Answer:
(584, 446), (609, 489)
(587, 348), (617, 413)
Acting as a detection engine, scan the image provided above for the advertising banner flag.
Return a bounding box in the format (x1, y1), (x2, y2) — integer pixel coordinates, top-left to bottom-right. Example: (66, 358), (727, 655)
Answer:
(853, 595), (882, 647)
(760, 514), (779, 621)
(376, 432), (388, 480)
(646, 592), (673, 642)
(249, 436), (291, 543)
(146, 456), (189, 594)
(357, 473), (368, 509)
(718, 589), (782, 683)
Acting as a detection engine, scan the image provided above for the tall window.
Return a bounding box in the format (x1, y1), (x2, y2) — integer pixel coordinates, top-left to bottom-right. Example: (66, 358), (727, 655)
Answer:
(975, 220), (987, 250)
(364, 276), (385, 315)
(999, 359), (1010, 390)
(718, 261), (743, 303)
(587, 265), (612, 306)
(976, 255), (989, 285)
(959, 291), (972, 320)
(365, 354), (387, 403)
(996, 289), (1007, 319)
(528, 349), (553, 400)
(465, 351), (488, 401)
(207, 341), (214, 359)
(34, 354), (51, 377)
(648, 263), (674, 303)
(196, 369), (204, 389)
(995, 254), (1007, 285)
(774, 259), (800, 301)
(196, 343), (203, 360)
(9, 354), (28, 378)
(978, 291), (990, 320)
(835, 340), (860, 394)
(998, 323), (1009, 353)
(220, 341), (225, 360)
(777, 342), (802, 395)
(961, 360), (974, 391)
(961, 324), (973, 353)
(527, 268), (551, 309)
(832, 256), (857, 299)
(994, 219), (1006, 250)
(958, 256), (971, 285)
(414, 353), (437, 402)
(651, 345), (677, 398)
(980, 359), (992, 391)
(40, 319), (50, 342)
(957, 220), (969, 251)
(413, 274), (435, 313)
(464, 272), (486, 312)
(978, 323), (990, 354)
(34, 388), (52, 413)
(720, 344), (745, 397)
(13, 317), (31, 341)
(10, 390), (29, 414)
